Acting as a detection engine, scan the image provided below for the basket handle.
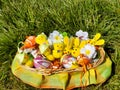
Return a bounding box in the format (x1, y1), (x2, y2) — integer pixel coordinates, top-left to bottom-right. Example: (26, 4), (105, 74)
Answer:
(17, 41), (24, 53)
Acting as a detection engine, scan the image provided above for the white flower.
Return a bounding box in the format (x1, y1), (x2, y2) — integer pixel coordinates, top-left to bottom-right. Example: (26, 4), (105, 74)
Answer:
(80, 44), (97, 59)
(48, 30), (63, 45)
(76, 30), (88, 40)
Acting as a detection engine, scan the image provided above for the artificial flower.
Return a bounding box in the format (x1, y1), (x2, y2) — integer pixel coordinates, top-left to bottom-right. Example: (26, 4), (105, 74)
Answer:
(35, 33), (48, 45)
(80, 44), (97, 59)
(76, 30), (88, 40)
(48, 30), (63, 45)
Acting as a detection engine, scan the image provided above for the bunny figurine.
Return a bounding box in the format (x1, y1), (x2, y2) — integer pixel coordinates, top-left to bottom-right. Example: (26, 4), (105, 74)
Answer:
(63, 36), (74, 55)
(71, 37), (87, 57)
(52, 43), (64, 59)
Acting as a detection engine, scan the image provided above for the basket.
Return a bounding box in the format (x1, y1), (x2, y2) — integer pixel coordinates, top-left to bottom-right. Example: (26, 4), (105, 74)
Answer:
(11, 30), (112, 90)
(11, 47), (112, 90)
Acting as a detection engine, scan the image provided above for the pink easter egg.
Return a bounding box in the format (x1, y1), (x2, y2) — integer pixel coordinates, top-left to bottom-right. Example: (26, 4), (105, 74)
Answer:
(61, 55), (77, 69)
(34, 55), (52, 69)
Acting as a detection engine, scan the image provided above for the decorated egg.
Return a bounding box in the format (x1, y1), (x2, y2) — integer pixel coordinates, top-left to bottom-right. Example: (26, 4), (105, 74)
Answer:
(21, 36), (36, 49)
(33, 55), (52, 69)
(61, 55), (79, 69)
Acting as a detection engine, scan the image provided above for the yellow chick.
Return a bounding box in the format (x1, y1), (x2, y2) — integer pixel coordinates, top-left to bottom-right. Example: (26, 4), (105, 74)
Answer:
(53, 43), (64, 58)
(44, 48), (55, 61)
(36, 33), (55, 61)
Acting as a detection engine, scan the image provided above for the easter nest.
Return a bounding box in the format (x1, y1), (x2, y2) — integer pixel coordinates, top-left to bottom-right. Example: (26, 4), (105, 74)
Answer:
(11, 30), (112, 89)
(18, 47), (105, 75)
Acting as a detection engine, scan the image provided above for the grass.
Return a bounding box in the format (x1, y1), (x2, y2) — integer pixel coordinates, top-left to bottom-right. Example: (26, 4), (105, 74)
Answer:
(0, 0), (120, 90)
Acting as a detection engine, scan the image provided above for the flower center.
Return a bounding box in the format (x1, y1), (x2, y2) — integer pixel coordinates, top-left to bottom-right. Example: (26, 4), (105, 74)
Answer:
(55, 36), (60, 40)
(85, 50), (90, 55)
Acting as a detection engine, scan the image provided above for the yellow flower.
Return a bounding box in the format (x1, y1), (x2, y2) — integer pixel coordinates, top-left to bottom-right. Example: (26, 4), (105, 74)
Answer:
(35, 33), (48, 45)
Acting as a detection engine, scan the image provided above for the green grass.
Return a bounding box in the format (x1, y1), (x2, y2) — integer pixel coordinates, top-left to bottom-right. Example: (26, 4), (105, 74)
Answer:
(0, 0), (120, 90)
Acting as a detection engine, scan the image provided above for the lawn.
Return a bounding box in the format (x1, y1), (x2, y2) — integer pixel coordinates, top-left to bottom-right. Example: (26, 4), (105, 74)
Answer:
(0, 0), (120, 90)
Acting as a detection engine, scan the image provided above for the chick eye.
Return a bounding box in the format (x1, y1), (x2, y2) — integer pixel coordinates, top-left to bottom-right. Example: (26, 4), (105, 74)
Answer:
(57, 50), (60, 52)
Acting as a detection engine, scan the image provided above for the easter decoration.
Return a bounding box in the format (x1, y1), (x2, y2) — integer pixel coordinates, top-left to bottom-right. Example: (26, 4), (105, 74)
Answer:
(11, 30), (112, 90)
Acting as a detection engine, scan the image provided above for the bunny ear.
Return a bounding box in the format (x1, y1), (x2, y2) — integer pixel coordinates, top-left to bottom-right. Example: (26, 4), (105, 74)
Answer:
(64, 36), (69, 46)
(79, 40), (87, 48)
(68, 37), (74, 49)
(90, 33), (101, 44)
(74, 37), (80, 47)
(94, 39), (105, 45)
(93, 33), (101, 41)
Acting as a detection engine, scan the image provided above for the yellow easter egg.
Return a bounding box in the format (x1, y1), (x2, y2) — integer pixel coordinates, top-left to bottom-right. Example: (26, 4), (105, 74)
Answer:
(25, 60), (34, 67)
